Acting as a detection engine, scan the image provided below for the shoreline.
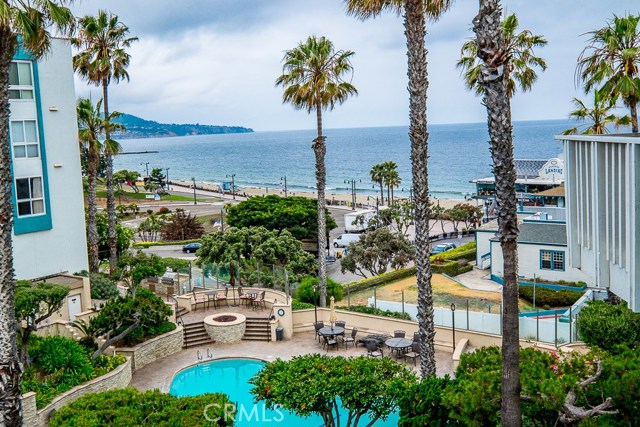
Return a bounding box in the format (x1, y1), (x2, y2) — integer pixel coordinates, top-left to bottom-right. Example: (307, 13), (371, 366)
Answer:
(171, 179), (475, 210)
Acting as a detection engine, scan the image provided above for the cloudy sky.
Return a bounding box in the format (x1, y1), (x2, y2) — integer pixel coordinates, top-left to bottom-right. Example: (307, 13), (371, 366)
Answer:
(71, 0), (635, 132)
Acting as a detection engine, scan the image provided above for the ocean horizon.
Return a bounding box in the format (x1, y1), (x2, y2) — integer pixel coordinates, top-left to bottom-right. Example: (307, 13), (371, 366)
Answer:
(113, 119), (572, 200)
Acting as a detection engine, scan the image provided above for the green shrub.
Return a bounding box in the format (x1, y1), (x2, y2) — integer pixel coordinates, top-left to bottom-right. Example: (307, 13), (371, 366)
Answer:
(430, 242), (477, 262)
(398, 375), (460, 427)
(431, 260), (473, 277)
(162, 257), (190, 271)
(296, 276), (344, 304)
(31, 336), (92, 378)
(337, 305), (412, 321)
(87, 273), (119, 300)
(518, 285), (584, 307)
(49, 388), (235, 426)
(347, 266), (417, 293)
(577, 300), (640, 352)
(292, 299), (315, 310)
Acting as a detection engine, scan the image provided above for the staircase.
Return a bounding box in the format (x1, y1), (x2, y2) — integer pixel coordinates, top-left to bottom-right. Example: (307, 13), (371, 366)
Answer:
(182, 321), (212, 348)
(243, 316), (271, 342)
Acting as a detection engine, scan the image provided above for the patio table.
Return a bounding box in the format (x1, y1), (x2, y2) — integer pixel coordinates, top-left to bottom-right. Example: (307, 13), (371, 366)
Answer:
(318, 326), (345, 338)
(385, 337), (413, 358)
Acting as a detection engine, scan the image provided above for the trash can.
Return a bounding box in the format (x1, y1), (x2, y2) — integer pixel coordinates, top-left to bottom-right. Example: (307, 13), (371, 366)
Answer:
(276, 327), (284, 342)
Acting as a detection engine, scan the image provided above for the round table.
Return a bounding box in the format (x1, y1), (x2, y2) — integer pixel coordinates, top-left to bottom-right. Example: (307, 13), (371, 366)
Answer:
(385, 337), (413, 358)
(318, 326), (345, 337)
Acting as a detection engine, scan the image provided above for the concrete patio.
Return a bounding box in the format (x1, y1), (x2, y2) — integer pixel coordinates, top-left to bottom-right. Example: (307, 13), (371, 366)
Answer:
(129, 330), (455, 393)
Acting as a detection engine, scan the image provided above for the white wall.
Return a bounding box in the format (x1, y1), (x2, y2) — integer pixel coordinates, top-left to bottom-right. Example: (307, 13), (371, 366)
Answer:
(475, 231), (494, 268)
(13, 39), (89, 279)
(491, 241), (591, 283)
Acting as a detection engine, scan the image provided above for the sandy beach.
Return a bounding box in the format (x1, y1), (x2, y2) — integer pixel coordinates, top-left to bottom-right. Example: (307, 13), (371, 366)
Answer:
(171, 179), (473, 210)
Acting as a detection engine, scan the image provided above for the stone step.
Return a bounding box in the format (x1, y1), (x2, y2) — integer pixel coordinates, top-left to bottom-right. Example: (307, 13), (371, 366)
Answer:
(183, 336), (213, 348)
(242, 336), (270, 341)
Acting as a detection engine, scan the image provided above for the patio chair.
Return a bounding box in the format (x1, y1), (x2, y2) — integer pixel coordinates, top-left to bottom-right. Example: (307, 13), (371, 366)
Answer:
(314, 321), (324, 342)
(365, 340), (384, 358)
(193, 292), (208, 311)
(214, 287), (229, 308)
(334, 321), (346, 341)
(254, 291), (267, 311)
(238, 287), (251, 306)
(323, 335), (338, 352)
(344, 327), (358, 349)
(394, 330), (406, 338)
(404, 342), (420, 366)
(413, 331), (419, 343)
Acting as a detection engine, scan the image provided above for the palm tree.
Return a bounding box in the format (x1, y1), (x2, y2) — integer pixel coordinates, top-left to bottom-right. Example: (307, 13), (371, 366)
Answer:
(578, 14), (640, 133)
(72, 10), (137, 274)
(386, 170), (402, 204)
(381, 161), (400, 204)
(369, 163), (385, 205)
(276, 36), (357, 308)
(473, 0), (521, 425)
(562, 90), (631, 135)
(457, 13), (547, 98)
(0, 3), (74, 424)
(345, 0), (453, 378)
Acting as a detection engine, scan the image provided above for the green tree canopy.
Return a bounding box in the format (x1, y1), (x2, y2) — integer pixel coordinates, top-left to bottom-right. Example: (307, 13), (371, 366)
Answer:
(93, 210), (134, 259)
(250, 354), (416, 427)
(197, 227), (315, 280)
(295, 276), (344, 304)
(576, 300), (640, 352)
(113, 169), (141, 193)
(562, 90), (631, 135)
(340, 228), (415, 278)
(226, 195), (337, 240)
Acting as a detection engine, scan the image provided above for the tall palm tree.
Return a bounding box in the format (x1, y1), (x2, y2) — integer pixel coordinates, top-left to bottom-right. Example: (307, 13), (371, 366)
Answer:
(0, 3), (74, 424)
(386, 169), (402, 204)
(72, 10), (137, 274)
(457, 13), (547, 98)
(578, 14), (640, 133)
(369, 163), (385, 205)
(276, 36), (357, 308)
(381, 160), (400, 204)
(345, 0), (453, 378)
(473, 0), (521, 425)
(562, 90), (631, 135)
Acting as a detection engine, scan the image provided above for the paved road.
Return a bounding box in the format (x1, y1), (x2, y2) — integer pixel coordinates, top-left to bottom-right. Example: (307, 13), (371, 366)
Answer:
(143, 245), (197, 260)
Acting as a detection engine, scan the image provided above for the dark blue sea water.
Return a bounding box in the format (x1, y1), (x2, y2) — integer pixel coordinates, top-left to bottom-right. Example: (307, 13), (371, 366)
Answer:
(113, 119), (570, 199)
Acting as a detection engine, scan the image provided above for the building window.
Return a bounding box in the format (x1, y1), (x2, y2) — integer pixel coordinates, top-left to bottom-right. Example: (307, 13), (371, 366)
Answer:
(541, 250), (564, 271)
(10, 120), (39, 158)
(15, 177), (45, 217)
(9, 61), (34, 100)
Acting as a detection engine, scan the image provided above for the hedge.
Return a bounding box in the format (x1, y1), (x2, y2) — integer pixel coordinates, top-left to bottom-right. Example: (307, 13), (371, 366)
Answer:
(292, 299), (315, 311)
(347, 266), (417, 293)
(430, 242), (476, 263)
(133, 239), (200, 249)
(518, 286), (584, 308)
(337, 305), (412, 321)
(432, 260), (474, 276)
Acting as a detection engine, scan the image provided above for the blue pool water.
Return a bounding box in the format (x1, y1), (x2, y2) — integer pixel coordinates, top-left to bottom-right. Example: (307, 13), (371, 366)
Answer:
(169, 358), (400, 427)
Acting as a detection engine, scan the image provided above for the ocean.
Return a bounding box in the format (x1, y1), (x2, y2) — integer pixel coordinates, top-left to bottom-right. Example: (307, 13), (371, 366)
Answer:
(113, 119), (571, 200)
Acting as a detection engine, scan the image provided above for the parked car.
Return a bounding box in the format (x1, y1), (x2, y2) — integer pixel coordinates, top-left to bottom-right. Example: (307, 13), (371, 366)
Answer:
(332, 233), (362, 248)
(182, 242), (201, 253)
(431, 243), (456, 254)
(325, 255), (337, 263)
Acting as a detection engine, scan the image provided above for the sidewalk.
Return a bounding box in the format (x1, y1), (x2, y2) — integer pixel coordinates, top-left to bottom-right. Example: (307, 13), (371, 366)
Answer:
(451, 268), (502, 293)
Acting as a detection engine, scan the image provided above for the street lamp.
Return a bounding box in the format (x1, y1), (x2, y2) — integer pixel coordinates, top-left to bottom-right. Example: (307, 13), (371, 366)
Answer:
(226, 174), (236, 200)
(140, 162), (149, 177)
(191, 177), (197, 205)
(312, 283), (318, 325)
(280, 176), (288, 197)
(344, 178), (360, 210)
(165, 168), (170, 191)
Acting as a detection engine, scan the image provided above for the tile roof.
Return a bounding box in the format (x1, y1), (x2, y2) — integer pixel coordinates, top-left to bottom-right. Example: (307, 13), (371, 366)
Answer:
(489, 222), (567, 245)
(514, 159), (547, 179)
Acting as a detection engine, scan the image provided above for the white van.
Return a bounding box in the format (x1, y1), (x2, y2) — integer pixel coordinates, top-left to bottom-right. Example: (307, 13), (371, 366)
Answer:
(332, 233), (362, 248)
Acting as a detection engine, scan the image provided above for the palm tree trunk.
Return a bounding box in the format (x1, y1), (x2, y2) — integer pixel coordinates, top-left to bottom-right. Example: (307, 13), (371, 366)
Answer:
(474, 1), (521, 425)
(314, 101), (328, 308)
(0, 29), (23, 427)
(405, 0), (436, 378)
(102, 81), (118, 273)
(629, 98), (638, 133)
(379, 181), (384, 205)
(386, 184), (390, 207)
(87, 146), (100, 272)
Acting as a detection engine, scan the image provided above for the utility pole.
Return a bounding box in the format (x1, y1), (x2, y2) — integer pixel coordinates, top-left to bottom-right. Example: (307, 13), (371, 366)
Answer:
(226, 174), (236, 200)
(141, 162), (149, 177)
(344, 179), (360, 210)
(281, 176), (288, 197)
(191, 177), (197, 205)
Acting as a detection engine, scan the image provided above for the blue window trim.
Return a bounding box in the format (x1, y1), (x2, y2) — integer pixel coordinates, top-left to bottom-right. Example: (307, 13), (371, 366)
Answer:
(539, 249), (565, 271)
(10, 50), (53, 235)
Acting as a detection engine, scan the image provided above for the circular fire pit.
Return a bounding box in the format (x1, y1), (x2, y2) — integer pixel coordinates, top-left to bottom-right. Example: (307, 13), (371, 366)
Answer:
(204, 312), (246, 344)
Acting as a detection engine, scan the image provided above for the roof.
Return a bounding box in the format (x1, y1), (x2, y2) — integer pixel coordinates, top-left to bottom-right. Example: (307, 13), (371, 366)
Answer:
(490, 222), (567, 245)
(534, 185), (565, 198)
(514, 159), (547, 179)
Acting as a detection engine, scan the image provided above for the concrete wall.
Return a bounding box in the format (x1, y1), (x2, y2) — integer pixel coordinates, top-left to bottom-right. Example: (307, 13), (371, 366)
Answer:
(117, 325), (183, 371)
(13, 38), (88, 280)
(21, 357), (132, 427)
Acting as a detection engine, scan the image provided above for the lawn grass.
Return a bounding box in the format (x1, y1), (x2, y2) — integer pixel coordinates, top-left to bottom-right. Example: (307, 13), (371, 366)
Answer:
(94, 189), (217, 203)
(195, 213), (222, 234)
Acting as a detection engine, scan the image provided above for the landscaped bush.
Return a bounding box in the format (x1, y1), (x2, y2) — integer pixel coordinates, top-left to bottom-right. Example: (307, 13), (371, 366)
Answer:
(21, 336), (126, 408)
(89, 273), (119, 300)
(292, 299), (315, 310)
(296, 276), (344, 304)
(577, 300), (640, 352)
(431, 260), (473, 277)
(430, 241), (476, 262)
(337, 305), (412, 321)
(121, 320), (177, 347)
(518, 285), (584, 308)
(398, 375), (459, 427)
(162, 257), (191, 271)
(49, 388), (235, 427)
(347, 266), (417, 293)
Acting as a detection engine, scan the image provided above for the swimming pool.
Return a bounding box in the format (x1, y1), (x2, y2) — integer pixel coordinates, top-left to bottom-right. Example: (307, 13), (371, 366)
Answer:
(169, 358), (400, 427)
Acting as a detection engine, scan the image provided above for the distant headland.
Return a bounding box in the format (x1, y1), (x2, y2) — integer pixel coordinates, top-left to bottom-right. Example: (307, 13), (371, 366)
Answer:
(112, 113), (253, 139)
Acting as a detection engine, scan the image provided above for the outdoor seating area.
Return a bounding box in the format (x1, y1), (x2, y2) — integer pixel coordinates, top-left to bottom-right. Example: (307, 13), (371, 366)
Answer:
(313, 322), (419, 365)
(188, 287), (270, 312)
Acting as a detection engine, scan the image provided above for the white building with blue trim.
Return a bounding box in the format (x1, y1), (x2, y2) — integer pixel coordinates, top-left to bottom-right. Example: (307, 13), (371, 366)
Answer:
(10, 38), (88, 279)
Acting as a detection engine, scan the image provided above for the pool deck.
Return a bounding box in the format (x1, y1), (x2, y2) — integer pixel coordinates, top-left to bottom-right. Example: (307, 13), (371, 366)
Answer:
(129, 330), (455, 392)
